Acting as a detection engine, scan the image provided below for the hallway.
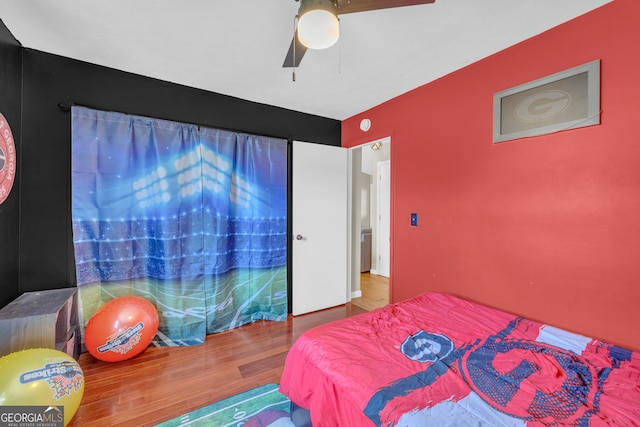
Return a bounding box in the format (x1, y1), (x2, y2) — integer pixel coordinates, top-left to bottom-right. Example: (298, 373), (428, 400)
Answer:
(351, 272), (389, 311)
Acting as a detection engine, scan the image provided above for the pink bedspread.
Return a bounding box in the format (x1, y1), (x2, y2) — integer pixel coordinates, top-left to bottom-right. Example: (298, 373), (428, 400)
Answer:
(279, 292), (640, 426)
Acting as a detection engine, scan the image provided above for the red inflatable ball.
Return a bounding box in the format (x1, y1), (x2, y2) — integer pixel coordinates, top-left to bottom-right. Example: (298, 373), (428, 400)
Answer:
(84, 296), (159, 362)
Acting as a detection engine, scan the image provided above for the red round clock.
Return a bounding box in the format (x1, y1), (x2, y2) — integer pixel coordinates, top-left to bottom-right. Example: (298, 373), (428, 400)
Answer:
(0, 113), (16, 205)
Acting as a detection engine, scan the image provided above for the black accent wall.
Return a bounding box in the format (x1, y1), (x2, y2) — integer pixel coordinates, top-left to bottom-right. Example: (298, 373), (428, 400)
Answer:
(4, 44), (340, 305)
(0, 21), (22, 309)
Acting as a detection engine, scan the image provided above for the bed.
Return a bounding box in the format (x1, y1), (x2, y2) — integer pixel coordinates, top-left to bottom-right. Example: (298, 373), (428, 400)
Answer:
(279, 292), (640, 426)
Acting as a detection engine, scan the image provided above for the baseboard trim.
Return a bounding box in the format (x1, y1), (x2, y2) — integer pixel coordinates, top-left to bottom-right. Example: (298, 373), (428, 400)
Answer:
(351, 290), (362, 299)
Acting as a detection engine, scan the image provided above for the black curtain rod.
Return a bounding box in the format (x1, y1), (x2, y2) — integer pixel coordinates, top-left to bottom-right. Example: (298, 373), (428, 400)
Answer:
(57, 101), (293, 142)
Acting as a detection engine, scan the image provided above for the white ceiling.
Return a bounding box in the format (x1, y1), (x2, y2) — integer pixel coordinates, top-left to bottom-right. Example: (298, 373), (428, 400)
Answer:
(0, 0), (611, 120)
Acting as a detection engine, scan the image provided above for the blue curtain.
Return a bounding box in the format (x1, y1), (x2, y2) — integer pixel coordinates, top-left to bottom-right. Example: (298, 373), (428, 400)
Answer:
(71, 107), (287, 346)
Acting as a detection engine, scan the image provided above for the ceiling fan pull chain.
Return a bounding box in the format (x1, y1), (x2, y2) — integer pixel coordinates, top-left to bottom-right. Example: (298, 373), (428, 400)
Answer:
(293, 15), (298, 81)
(338, 18), (341, 75)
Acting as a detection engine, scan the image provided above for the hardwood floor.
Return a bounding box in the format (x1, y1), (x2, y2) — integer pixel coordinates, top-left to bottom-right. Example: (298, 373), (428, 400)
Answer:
(351, 272), (389, 312)
(68, 303), (367, 427)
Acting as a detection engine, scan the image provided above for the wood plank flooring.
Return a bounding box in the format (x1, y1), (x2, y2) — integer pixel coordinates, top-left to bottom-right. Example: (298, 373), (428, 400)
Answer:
(68, 303), (368, 427)
(351, 272), (390, 312)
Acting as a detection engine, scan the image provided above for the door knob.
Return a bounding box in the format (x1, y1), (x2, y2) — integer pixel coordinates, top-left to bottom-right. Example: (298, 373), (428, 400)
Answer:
(296, 234), (304, 240)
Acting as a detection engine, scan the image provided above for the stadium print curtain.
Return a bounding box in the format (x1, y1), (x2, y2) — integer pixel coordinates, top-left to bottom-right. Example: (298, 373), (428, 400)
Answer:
(71, 106), (287, 346)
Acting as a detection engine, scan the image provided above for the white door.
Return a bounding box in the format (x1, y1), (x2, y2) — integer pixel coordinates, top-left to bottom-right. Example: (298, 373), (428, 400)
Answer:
(292, 141), (349, 315)
(377, 161), (390, 278)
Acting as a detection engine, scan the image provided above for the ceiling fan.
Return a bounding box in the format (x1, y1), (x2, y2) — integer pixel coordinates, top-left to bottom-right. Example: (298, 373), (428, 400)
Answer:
(283, 0), (436, 68)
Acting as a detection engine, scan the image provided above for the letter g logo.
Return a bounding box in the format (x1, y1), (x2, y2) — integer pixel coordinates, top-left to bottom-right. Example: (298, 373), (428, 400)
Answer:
(514, 90), (571, 123)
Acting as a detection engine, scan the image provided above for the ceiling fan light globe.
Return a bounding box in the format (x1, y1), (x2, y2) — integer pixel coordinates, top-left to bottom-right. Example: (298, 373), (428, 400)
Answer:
(298, 10), (339, 50)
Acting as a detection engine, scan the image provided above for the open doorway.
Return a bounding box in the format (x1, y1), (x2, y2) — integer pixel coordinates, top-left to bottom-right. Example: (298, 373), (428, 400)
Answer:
(350, 137), (390, 311)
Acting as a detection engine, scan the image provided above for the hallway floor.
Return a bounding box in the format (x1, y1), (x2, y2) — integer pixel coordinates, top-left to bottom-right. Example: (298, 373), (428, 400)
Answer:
(351, 272), (389, 311)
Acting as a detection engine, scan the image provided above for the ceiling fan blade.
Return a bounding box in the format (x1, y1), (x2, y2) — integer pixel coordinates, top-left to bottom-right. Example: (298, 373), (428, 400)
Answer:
(282, 0), (434, 67)
(283, 32), (308, 68)
(335, 0), (435, 15)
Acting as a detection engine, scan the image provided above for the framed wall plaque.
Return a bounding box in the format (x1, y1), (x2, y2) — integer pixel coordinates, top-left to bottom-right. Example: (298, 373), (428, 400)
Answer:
(493, 60), (600, 143)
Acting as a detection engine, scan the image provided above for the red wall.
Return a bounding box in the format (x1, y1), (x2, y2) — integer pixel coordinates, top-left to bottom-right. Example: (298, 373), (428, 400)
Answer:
(342, 0), (640, 351)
